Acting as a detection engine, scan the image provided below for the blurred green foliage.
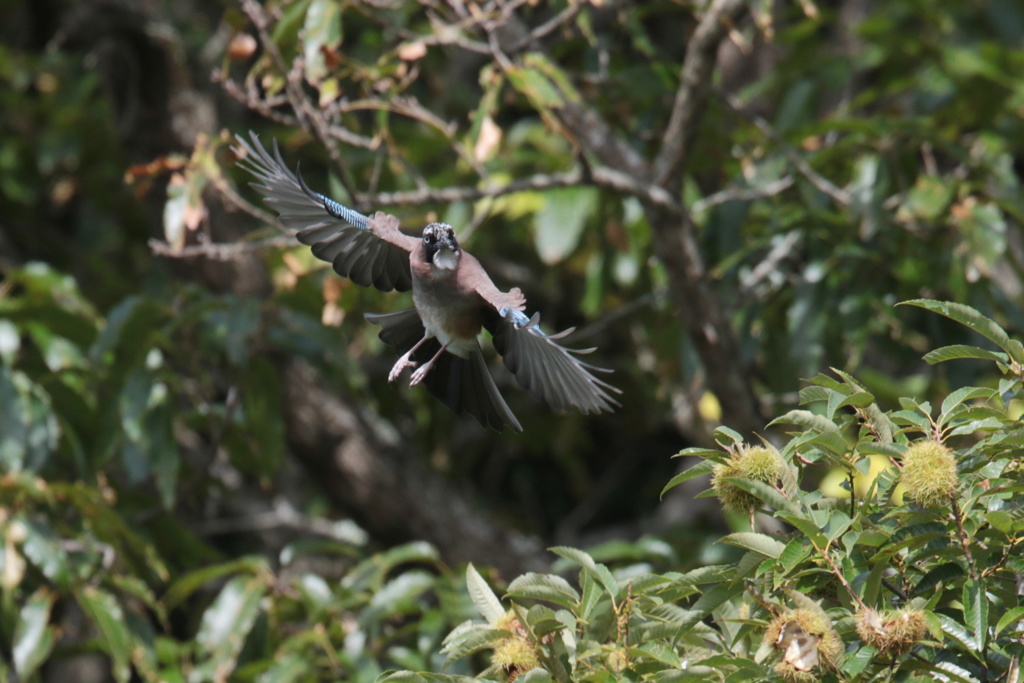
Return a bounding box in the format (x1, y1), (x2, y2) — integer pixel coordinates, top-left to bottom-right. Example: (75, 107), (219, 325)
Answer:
(0, 0), (1023, 680)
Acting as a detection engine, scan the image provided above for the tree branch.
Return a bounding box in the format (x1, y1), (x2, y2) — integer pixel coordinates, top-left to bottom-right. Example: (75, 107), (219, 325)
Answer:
(653, 0), (749, 186)
(716, 87), (852, 206)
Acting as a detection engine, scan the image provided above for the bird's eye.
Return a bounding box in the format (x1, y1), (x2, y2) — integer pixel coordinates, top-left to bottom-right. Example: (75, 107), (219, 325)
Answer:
(424, 233), (435, 244)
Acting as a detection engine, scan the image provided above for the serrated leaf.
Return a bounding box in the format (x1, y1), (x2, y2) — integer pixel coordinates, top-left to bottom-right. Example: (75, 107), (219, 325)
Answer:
(777, 513), (827, 546)
(940, 386), (996, 420)
(466, 563), (505, 625)
(963, 579), (989, 649)
(719, 532), (786, 559)
(923, 344), (1008, 365)
(440, 627), (509, 665)
(769, 409), (840, 432)
(714, 426), (744, 447)
(861, 403), (895, 443)
(900, 299), (1016, 361)
(719, 477), (797, 513)
(995, 606), (1024, 635)
(671, 447), (727, 459)
(661, 459), (715, 497)
(861, 554), (890, 606)
(505, 573), (580, 610)
(520, 668), (554, 683)
(379, 671), (482, 683)
(791, 429), (849, 457)
(833, 391), (876, 412)
(577, 572), (603, 621)
(779, 539), (811, 574)
(550, 546), (618, 598)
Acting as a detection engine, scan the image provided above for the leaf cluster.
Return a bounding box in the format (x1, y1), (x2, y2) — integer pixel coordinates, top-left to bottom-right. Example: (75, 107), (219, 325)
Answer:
(387, 301), (1024, 682)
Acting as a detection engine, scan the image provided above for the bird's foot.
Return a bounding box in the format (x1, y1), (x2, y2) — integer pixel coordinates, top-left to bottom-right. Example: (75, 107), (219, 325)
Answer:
(409, 363), (434, 386)
(388, 354), (417, 383)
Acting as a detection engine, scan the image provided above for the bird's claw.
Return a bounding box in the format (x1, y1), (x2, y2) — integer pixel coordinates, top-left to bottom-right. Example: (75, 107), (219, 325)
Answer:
(409, 365), (430, 386)
(388, 357), (417, 383)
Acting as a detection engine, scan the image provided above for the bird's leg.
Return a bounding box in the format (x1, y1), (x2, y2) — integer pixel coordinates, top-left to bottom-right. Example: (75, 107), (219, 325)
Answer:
(388, 334), (431, 383)
(409, 343), (449, 386)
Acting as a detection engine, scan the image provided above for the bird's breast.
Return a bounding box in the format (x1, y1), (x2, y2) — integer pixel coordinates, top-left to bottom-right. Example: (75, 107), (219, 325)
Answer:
(412, 274), (483, 357)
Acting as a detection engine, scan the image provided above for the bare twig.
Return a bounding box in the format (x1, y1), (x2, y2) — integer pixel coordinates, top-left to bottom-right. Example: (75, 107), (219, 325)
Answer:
(717, 87), (852, 206)
(507, 2), (582, 52)
(653, 0), (749, 185)
(738, 229), (801, 295)
(589, 166), (682, 214)
(368, 170), (581, 206)
(149, 236), (297, 261)
(691, 177), (795, 214)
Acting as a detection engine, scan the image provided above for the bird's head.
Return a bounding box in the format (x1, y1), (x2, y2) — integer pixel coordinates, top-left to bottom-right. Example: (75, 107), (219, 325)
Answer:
(422, 223), (460, 271)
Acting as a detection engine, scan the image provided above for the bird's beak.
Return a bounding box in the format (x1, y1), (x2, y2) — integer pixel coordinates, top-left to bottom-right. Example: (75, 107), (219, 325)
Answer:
(432, 236), (460, 270)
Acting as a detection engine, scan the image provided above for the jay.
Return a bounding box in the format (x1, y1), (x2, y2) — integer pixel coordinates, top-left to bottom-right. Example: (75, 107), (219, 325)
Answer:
(234, 132), (620, 432)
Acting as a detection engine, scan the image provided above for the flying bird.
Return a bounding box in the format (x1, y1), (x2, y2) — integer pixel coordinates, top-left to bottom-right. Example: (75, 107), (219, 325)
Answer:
(233, 131), (620, 432)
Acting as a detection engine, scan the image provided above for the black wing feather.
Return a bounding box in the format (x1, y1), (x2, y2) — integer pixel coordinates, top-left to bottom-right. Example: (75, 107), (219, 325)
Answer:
(234, 131), (413, 292)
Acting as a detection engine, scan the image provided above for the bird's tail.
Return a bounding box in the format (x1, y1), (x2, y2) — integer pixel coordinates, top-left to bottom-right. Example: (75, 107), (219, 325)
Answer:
(366, 309), (522, 432)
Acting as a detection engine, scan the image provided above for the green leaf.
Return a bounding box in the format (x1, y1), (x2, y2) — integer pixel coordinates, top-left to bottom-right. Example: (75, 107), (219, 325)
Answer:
(12, 589), (56, 679)
(962, 579), (989, 649)
(713, 426), (744, 447)
(577, 571), (603, 621)
(994, 606), (1024, 635)
(779, 539), (811, 574)
(440, 627), (509, 665)
(195, 576), (267, 677)
(789, 429), (849, 458)
(940, 386), (996, 421)
(923, 344), (1008, 365)
(256, 652), (314, 683)
(20, 519), (70, 589)
(77, 587), (133, 683)
(671, 447), (727, 459)
(661, 460), (715, 497)
(520, 668), (554, 683)
(768, 409), (840, 432)
(532, 187), (598, 264)
(365, 571), (434, 621)
(466, 563), (505, 625)
(861, 403), (895, 443)
(343, 541), (441, 592)
(776, 513), (827, 547)
(507, 63), (565, 110)
(861, 553), (890, 606)
(505, 573), (580, 610)
(302, 0), (342, 82)
(550, 546), (618, 598)
(824, 509), (852, 544)
(900, 299), (1017, 362)
(718, 478), (797, 514)
(164, 556), (269, 609)
(719, 532), (786, 559)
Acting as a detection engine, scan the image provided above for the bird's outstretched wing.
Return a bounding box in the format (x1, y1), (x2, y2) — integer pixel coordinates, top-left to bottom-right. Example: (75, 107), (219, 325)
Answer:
(484, 307), (621, 415)
(233, 131), (416, 292)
